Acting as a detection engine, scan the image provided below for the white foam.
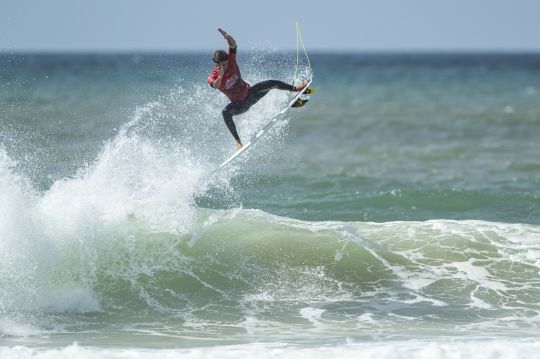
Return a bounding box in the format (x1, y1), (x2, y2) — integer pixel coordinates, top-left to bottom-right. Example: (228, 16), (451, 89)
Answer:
(299, 307), (325, 326)
(2, 340), (540, 359)
(43, 286), (100, 313)
(0, 318), (40, 337)
(357, 313), (377, 324)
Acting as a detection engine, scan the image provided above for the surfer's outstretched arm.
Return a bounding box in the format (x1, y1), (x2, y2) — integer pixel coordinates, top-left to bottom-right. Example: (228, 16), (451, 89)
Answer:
(218, 28), (237, 49)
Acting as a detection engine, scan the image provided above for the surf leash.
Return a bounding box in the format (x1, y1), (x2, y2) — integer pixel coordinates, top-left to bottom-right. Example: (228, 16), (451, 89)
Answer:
(294, 22), (312, 87)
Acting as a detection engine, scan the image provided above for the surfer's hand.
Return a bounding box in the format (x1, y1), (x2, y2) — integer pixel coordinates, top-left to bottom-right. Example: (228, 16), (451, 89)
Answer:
(218, 28), (228, 37)
(217, 65), (225, 77)
(218, 28), (236, 48)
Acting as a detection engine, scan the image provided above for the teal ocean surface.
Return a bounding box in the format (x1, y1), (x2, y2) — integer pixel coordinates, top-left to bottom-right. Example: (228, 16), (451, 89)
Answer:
(1, 52), (540, 358)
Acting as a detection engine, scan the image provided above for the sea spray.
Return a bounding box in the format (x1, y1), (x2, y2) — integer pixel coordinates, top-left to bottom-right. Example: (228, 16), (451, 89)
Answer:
(0, 101), (209, 318)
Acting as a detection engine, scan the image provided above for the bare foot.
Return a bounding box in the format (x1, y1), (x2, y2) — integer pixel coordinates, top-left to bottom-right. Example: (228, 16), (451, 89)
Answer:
(294, 81), (308, 91)
(236, 141), (243, 151)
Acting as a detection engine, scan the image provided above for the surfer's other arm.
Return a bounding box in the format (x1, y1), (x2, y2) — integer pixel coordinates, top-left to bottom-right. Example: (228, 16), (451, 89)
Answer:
(218, 28), (236, 49)
(209, 66), (225, 89)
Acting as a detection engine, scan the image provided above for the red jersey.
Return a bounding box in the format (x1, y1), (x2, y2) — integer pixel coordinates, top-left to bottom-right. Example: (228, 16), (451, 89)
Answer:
(208, 48), (250, 102)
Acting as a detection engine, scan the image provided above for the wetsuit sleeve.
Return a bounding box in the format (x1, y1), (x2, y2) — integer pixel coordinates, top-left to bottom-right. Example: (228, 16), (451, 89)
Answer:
(228, 48), (237, 65)
(208, 67), (218, 87)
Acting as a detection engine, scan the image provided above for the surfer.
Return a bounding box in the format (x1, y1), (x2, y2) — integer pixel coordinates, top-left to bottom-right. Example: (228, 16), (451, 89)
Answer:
(208, 28), (308, 150)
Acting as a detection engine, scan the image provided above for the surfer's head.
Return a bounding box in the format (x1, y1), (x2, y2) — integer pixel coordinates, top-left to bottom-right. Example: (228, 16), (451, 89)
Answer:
(213, 50), (228, 64)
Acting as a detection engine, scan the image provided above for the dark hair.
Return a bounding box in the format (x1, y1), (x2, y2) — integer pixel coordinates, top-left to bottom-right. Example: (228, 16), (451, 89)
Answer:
(213, 50), (228, 63)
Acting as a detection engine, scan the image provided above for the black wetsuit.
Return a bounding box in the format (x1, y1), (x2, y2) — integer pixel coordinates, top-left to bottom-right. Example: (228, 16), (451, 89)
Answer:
(222, 80), (295, 143)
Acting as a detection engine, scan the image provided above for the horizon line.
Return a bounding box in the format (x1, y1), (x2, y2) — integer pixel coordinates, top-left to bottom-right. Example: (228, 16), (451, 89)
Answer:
(2, 48), (540, 55)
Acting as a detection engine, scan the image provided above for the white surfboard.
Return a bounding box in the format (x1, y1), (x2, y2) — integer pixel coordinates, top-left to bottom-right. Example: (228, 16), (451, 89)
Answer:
(211, 79), (313, 174)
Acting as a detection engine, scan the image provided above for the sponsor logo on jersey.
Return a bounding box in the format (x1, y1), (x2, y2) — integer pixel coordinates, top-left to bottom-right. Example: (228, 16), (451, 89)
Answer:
(225, 75), (238, 89)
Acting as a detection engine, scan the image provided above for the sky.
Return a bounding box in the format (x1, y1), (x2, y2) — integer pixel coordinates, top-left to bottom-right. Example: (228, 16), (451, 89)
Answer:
(1, 0), (539, 52)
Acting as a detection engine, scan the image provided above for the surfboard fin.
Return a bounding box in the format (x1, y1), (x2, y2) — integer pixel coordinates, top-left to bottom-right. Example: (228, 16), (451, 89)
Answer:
(304, 87), (316, 94)
(292, 98), (309, 108)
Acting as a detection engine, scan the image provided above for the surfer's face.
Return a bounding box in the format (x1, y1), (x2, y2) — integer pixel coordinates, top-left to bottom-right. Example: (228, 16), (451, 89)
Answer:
(215, 59), (228, 68)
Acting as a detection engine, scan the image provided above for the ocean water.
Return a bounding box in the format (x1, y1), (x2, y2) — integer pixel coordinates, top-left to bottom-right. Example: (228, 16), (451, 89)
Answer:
(1, 52), (539, 358)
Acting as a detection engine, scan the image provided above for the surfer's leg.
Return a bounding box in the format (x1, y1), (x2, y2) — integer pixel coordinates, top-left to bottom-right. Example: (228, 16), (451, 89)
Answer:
(222, 101), (250, 146)
(248, 80), (304, 104)
(251, 80), (294, 97)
